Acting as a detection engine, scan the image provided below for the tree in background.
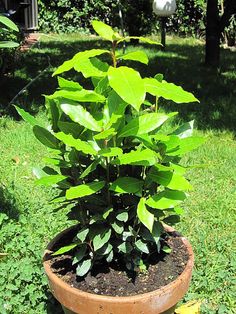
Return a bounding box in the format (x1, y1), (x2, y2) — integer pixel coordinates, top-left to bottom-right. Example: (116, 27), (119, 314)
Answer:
(205, 0), (236, 67)
(121, 0), (154, 37)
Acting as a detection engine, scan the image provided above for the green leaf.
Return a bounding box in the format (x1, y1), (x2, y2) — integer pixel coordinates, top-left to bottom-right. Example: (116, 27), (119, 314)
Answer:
(33, 167), (48, 179)
(146, 190), (186, 209)
(66, 181), (105, 200)
(106, 250), (114, 262)
(92, 20), (121, 41)
(118, 242), (133, 253)
(52, 243), (78, 256)
(102, 207), (113, 219)
(0, 41), (19, 48)
(173, 121), (194, 138)
(74, 49), (110, 62)
(98, 147), (123, 157)
(60, 103), (102, 132)
(56, 132), (97, 155)
(107, 90), (127, 117)
(154, 73), (164, 82)
(14, 106), (40, 126)
(74, 57), (109, 78)
(72, 245), (87, 265)
(93, 229), (111, 251)
(49, 196), (67, 204)
(163, 215), (180, 225)
(166, 137), (206, 156)
(149, 168), (192, 191)
(111, 221), (124, 234)
(76, 259), (92, 277)
(95, 76), (109, 94)
(109, 177), (143, 194)
(53, 49), (109, 76)
(80, 160), (99, 179)
(57, 121), (83, 137)
(136, 135), (155, 149)
(94, 128), (116, 140)
(119, 36), (161, 46)
(159, 135), (181, 152)
(162, 245), (172, 253)
(77, 228), (89, 242)
(135, 239), (149, 254)
(166, 163), (186, 175)
(144, 78), (199, 103)
(172, 207), (184, 215)
(112, 149), (158, 166)
(45, 98), (60, 132)
(0, 16), (18, 31)
(35, 175), (67, 186)
(33, 126), (60, 149)
(118, 51), (149, 65)
(53, 59), (74, 77)
(97, 243), (113, 256)
(137, 198), (154, 232)
(152, 221), (163, 247)
(48, 89), (105, 103)
(34, 166), (57, 176)
(118, 113), (169, 138)
(108, 66), (145, 111)
(116, 212), (129, 222)
(58, 77), (83, 90)
(104, 92), (127, 130)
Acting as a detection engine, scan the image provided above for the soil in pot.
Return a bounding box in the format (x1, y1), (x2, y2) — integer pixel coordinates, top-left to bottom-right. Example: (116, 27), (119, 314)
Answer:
(47, 229), (189, 297)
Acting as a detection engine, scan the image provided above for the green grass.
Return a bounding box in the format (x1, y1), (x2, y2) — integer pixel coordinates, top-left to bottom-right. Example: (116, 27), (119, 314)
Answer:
(0, 33), (236, 313)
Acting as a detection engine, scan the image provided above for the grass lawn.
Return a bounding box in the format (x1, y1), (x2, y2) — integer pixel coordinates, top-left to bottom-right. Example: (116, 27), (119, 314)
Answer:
(0, 33), (236, 314)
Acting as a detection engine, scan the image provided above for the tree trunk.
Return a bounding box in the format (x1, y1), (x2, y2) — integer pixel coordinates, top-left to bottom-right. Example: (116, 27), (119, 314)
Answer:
(205, 0), (221, 67)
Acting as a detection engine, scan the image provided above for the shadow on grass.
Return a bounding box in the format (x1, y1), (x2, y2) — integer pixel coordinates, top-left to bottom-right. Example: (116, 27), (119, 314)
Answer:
(45, 291), (64, 314)
(0, 37), (235, 132)
(0, 186), (20, 221)
(135, 42), (236, 131)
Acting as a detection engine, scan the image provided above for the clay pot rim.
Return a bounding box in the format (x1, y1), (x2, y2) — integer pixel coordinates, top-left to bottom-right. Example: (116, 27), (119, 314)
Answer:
(43, 224), (194, 303)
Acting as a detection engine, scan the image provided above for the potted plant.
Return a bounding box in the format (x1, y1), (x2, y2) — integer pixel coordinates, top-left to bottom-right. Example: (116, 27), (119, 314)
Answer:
(16, 21), (205, 314)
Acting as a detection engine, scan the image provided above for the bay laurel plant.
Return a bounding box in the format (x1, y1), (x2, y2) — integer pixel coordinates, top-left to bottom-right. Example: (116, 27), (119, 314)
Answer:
(16, 21), (204, 277)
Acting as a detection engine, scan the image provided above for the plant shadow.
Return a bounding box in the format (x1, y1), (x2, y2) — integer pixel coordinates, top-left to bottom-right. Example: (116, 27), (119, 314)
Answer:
(45, 291), (64, 314)
(0, 36), (235, 133)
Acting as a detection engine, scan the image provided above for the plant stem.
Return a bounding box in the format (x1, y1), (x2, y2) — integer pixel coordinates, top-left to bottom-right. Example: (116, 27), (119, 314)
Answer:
(111, 41), (117, 68)
(155, 96), (158, 112)
(104, 139), (111, 205)
(106, 157), (111, 205)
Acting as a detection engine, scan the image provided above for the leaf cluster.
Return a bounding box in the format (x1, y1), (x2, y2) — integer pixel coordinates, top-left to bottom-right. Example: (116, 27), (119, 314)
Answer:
(16, 21), (204, 276)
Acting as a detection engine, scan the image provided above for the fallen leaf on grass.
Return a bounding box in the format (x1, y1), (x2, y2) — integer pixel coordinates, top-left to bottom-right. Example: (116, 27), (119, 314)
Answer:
(12, 156), (20, 165)
(0, 253), (8, 259)
(175, 300), (201, 314)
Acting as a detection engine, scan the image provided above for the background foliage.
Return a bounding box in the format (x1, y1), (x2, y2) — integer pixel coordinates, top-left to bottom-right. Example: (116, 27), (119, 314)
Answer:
(37, 0), (235, 44)
(37, 0), (207, 37)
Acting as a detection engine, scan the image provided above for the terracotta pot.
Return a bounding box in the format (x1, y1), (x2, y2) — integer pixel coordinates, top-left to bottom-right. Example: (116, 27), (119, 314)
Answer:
(43, 225), (194, 314)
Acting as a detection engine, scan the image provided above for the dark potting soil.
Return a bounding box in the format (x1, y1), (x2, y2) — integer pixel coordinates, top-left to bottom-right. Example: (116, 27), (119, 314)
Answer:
(48, 231), (189, 297)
